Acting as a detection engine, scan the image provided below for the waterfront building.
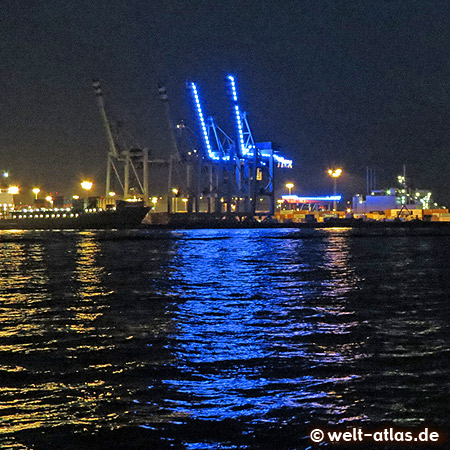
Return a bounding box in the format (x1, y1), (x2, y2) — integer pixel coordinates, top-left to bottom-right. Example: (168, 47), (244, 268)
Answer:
(0, 189), (15, 217)
(353, 188), (433, 214)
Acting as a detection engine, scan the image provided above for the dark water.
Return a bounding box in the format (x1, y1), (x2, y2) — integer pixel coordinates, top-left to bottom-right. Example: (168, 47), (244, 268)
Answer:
(1, 228), (450, 449)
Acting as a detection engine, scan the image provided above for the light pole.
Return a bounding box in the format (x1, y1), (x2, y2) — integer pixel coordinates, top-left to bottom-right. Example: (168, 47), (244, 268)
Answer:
(45, 195), (53, 209)
(81, 181), (93, 210)
(327, 168), (342, 211)
(32, 188), (40, 200)
(285, 183), (294, 195)
(172, 188), (179, 213)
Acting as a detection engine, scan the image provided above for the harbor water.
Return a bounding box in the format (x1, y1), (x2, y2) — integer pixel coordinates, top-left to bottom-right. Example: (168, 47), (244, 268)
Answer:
(1, 228), (450, 449)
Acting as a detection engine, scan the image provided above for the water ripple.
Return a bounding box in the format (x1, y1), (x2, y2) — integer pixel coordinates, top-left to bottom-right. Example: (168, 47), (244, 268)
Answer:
(0, 229), (449, 448)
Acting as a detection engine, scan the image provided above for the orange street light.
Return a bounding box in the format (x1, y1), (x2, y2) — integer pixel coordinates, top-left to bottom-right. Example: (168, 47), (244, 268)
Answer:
(8, 186), (19, 195)
(81, 181), (93, 191)
(32, 188), (40, 199)
(327, 168), (343, 178)
(327, 168), (343, 211)
(45, 195), (53, 208)
(285, 183), (295, 195)
(81, 181), (93, 210)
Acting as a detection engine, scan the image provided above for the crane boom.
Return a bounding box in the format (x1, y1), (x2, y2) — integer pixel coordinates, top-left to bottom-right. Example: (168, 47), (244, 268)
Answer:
(158, 83), (182, 161)
(92, 79), (120, 159)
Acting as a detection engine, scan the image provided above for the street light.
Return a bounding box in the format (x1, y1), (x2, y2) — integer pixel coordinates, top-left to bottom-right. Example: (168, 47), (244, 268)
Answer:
(285, 183), (294, 195)
(172, 188), (179, 213)
(328, 168), (342, 178)
(81, 181), (93, 191)
(32, 188), (40, 200)
(45, 195), (53, 208)
(8, 186), (19, 195)
(327, 168), (343, 211)
(81, 181), (93, 210)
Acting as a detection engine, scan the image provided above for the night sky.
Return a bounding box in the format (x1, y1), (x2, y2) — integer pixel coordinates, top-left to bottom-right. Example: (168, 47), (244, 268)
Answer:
(2, 0), (450, 204)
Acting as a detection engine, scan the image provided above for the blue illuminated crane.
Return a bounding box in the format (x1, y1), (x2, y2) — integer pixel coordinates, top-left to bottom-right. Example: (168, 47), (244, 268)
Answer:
(188, 82), (236, 162)
(187, 75), (292, 217)
(189, 82), (220, 161)
(227, 75), (255, 158)
(225, 75), (292, 168)
(188, 82), (240, 212)
(225, 75), (293, 214)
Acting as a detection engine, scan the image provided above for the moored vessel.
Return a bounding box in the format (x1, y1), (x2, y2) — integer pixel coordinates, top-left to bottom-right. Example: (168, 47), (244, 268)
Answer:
(0, 202), (150, 230)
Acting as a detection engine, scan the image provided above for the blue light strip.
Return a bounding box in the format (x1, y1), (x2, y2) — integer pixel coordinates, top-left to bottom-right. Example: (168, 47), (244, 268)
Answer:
(190, 82), (219, 161)
(227, 75), (247, 156)
(228, 75), (292, 167)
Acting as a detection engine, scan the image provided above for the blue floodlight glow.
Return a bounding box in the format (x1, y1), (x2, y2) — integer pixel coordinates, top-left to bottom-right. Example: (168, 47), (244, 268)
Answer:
(273, 154), (293, 168)
(281, 195), (342, 203)
(260, 152), (292, 168)
(259, 150), (292, 168)
(227, 75), (248, 156)
(190, 82), (219, 161)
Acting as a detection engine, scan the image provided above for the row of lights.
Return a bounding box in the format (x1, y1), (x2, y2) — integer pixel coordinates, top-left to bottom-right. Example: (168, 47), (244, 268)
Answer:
(285, 168), (343, 194)
(8, 181), (94, 200)
(285, 168), (343, 211)
(4, 176), (160, 209)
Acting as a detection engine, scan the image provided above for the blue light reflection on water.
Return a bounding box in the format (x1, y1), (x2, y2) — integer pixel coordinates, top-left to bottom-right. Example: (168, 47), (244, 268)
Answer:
(158, 229), (367, 424)
(1, 228), (450, 449)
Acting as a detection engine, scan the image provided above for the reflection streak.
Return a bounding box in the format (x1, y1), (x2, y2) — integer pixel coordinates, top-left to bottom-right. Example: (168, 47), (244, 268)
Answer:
(160, 229), (367, 423)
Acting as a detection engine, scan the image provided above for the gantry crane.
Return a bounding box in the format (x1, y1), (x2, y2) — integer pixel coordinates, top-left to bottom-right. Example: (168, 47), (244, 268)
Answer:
(93, 79), (149, 204)
(186, 75), (292, 217)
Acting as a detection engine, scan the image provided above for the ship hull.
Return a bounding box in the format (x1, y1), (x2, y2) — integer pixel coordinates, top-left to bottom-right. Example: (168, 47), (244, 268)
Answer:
(0, 207), (150, 230)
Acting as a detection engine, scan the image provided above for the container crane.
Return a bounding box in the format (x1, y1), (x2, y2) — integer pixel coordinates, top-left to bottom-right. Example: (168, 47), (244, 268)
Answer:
(187, 75), (292, 217)
(93, 79), (149, 205)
